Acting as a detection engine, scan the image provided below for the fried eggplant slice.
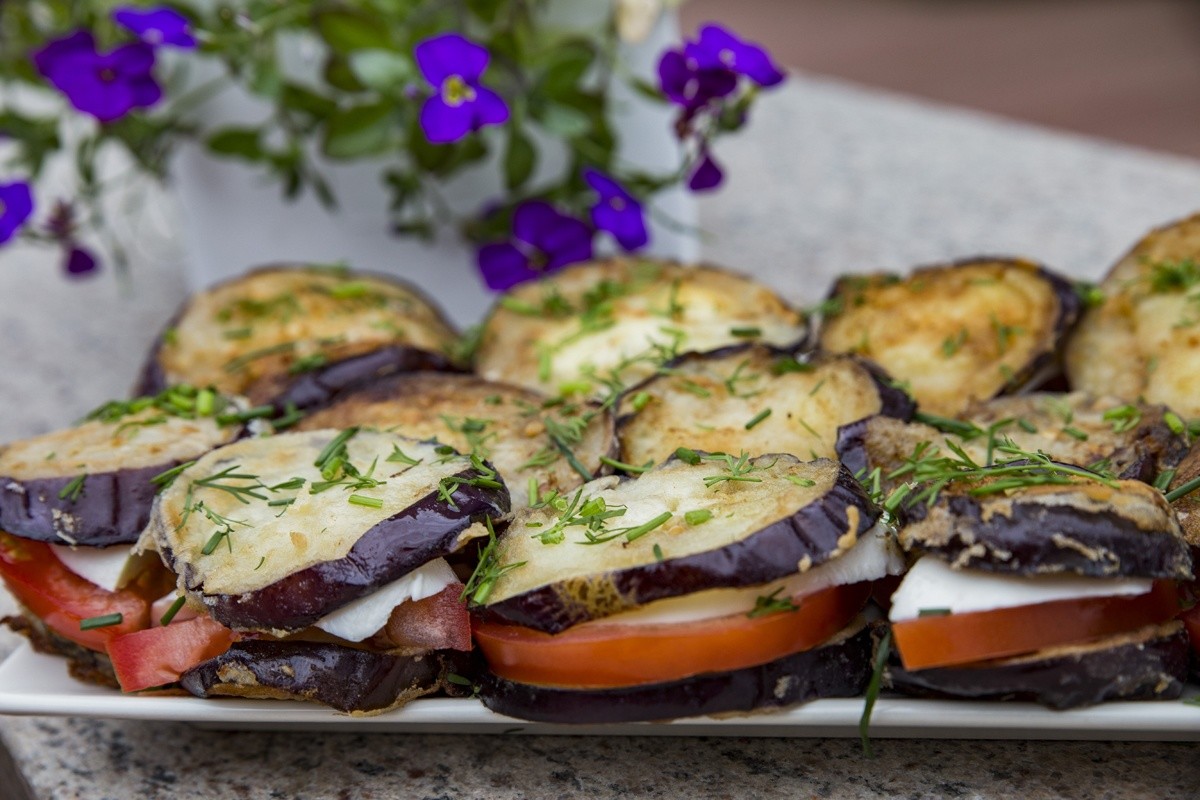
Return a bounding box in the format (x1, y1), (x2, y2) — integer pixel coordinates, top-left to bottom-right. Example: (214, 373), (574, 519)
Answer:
(0, 387), (243, 546)
(886, 621), (1188, 709)
(616, 347), (913, 467)
(136, 265), (459, 396)
(478, 618), (873, 724)
(292, 373), (616, 510)
(179, 639), (471, 715)
(899, 476), (1191, 579)
(1065, 213), (1200, 417)
(476, 454), (878, 634)
(475, 258), (807, 399)
(836, 393), (1188, 485)
(819, 259), (1080, 416)
(142, 431), (509, 633)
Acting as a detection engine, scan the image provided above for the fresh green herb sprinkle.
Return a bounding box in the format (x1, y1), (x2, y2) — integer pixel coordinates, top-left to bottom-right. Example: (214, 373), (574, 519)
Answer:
(918, 608), (951, 617)
(159, 596), (187, 626)
(1017, 418), (1038, 433)
(1154, 469), (1177, 491)
(745, 408), (772, 430)
(1165, 411), (1187, 436)
(940, 328), (968, 358)
(80, 612), (123, 630)
(674, 447), (701, 466)
(599, 456), (653, 474)
(747, 588), (799, 618)
(630, 391), (652, 412)
(1166, 474), (1200, 503)
(622, 511), (673, 542)
(386, 445), (422, 466)
(348, 494), (384, 508)
(785, 476), (817, 487)
(151, 461), (195, 491)
(684, 509), (713, 525)
(730, 326), (761, 338)
(1062, 426), (1089, 441)
(201, 529), (231, 555)
(859, 628), (891, 758)
(653, 543), (664, 561)
(58, 473), (87, 503)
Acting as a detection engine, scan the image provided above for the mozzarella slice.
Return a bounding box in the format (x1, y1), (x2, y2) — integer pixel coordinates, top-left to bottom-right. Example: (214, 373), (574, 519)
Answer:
(888, 556), (1153, 622)
(589, 521), (903, 627)
(313, 558), (457, 642)
(49, 543), (157, 593)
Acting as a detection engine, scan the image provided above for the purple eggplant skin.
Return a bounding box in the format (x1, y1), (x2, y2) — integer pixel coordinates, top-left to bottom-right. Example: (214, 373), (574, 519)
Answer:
(478, 619), (873, 724)
(478, 462), (879, 634)
(900, 479), (1193, 580)
(0, 462), (179, 547)
(180, 640), (473, 713)
(886, 622), (1189, 710)
(177, 471), (509, 632)
(246, 346), (463, 413)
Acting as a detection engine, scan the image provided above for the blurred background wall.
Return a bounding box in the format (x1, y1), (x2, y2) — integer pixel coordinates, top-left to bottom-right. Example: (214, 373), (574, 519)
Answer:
(681, 0), (1200, 158)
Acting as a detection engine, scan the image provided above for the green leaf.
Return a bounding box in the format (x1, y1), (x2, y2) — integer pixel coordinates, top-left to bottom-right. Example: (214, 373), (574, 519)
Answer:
(349, 49), (414, 92)
(503, 127), (536, 191)
(629, 77), (669, 104)
(314, 8), (393, 54)
(323, 55), (368, 93)
(322, 103), (394, 159)
(206, 127), (264, 161)
(537, 40), (595, 100)
(535, 103), (591, 138)
(280, 83), (338, 119)
(465, 0), (505, 23)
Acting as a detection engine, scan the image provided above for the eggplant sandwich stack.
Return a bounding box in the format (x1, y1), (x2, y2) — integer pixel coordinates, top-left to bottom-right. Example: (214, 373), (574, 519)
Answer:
(468, 450), (906, 723)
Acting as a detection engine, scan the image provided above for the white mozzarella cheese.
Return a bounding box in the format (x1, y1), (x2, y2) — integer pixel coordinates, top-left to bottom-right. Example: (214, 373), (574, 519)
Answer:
(592, 522), (903, 626)
(888, 556), (1153, 622)
(49, 543), (155, 593)
(313, 558), (457, 642)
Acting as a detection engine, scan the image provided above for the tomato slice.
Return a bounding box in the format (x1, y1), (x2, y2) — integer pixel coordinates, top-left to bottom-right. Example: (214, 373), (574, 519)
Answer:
(473, 582), (870, 689)
(381, 583), (472, 652)
(107, 616), (236, 692)
(1179, 603), (1200, 658)
(892, 580), (1180, 671)
(0, 533), (150, 652)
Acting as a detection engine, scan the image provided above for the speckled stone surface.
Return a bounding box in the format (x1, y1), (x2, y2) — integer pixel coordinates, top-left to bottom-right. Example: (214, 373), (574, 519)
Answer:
(3, 74), (1200, 799)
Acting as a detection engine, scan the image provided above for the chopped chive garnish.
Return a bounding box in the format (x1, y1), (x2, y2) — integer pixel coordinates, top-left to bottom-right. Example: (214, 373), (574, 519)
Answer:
(630, 391), (652, 412)
(1165, 411), (1187, 436)
(215, 405), (275, 426)
(730, 326), (761, 338)
(201, 529), (230, 555)
(623, 511), (673, 542)
(1017, 418), (1037, 433)
(785, 476), (817, 487)
(348, 494), (384, 508)
(159, 596), (187, 626)
(80, 612), (122, 630)
(744, 408), (772, 430)
(386, 445), (422, 466)
(684, 509), (713, 525)
(674, 447), (701, 465)
(1166, 474), (1200, 503)
(271, 402), (304, 430)
(598, 456), (653, 474)
(1154, 469), (1177, 491)
(255, 556), (266, 570)
(653, 543), (664, 561)
(859, 628), (891, 758)
(58, 473), (87, 503)
(314, 427), (359, 471)
(151, 461), (195, 491)
(1062, 426), (1089, 441)
(917, 607), (951, 617)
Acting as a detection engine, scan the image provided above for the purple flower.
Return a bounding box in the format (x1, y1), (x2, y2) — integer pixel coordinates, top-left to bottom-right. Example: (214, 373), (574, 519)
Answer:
(63, 245), (99, 278)
(688, 149), (723, 192)
(583, 168), (648, 251)
(0, 181), (34, 245)
(657, 49), (737, 112)
(686, 24), (785, 88)
(113, 6), (196, 49)
(477, 202), (594, 291)
(33, 31), (161, 123)
(415, 34), (509, 144)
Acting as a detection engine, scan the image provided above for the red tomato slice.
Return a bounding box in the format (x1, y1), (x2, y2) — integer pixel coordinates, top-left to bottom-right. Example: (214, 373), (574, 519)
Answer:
(0, 533), (150, 652)
(106, 616), (236, 692)
(473, 582), (870, 689)
(383, 583), (472, 652)
(892, 580), (1180, 671)
(1178, 603), (1200, 658)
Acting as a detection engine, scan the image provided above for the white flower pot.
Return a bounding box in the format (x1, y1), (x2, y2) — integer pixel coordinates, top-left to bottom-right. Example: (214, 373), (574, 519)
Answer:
(171, 9), (697, 326)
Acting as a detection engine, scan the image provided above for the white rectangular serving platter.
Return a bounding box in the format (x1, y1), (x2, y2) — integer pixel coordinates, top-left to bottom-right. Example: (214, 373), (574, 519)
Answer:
(1, 643), (1199, 740)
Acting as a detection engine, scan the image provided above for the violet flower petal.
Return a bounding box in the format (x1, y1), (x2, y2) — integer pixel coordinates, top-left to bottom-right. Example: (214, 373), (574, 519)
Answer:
(540, 216), (595, 270)
(0, 181), (34, 245)
(688, 150), (724, 192)
(472, 86), (510, 127)
(113, 7), (197, 49)
(689, 24), (784, 87)
(583, 168), (648, 251)
(420, 96), (476, 144)
(478, 242), (535, 291)
(63, 245), (99, 278)
(512, 201), (564, 246)
(415, 34), (489, 85)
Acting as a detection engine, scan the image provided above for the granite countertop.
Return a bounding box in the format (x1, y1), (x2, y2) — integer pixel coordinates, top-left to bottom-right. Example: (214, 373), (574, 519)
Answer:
(4, 74), (1200, 799)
